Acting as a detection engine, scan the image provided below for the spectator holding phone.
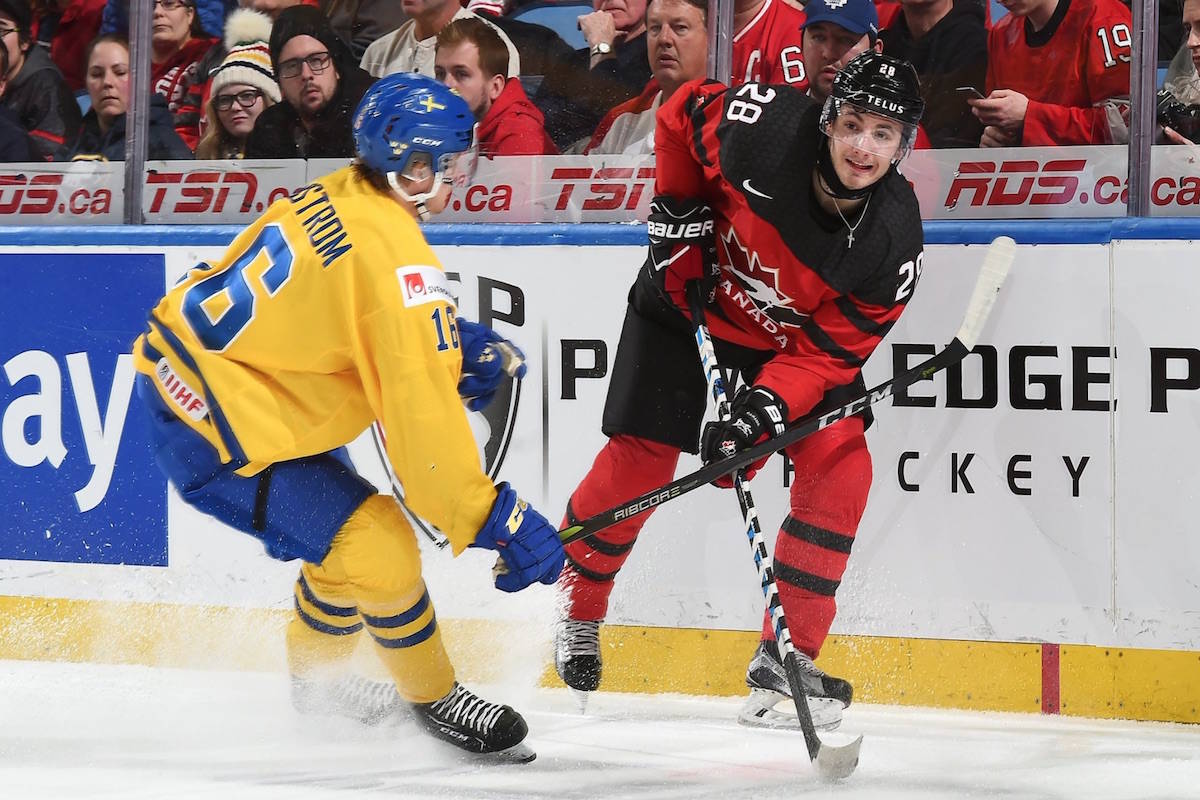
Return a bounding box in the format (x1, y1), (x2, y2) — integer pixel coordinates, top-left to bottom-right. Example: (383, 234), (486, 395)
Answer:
(1159, 0), (1200, 145)
(969, 0), (1131, 147)
(880, 0), (986, 148)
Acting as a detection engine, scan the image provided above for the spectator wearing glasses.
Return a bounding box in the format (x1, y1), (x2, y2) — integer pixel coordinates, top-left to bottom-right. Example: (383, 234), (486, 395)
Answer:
(969, 0), (1132, 146)
(245, 3), (373, 159)
(433, 17), (556, 156)
(0, 36), (33, 161)
(360, 0), (519, 80)
(56, 33), (192, 160)
(0, 0), (82, 160)
(148, 0), (220, 151)
(195, 8), (279, 158)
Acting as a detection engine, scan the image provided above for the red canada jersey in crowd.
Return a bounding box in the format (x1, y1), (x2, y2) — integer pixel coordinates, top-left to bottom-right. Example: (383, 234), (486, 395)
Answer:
(654, 79), (923, 418)
(732, 0), (809, 89)
(986, 0), (1131, 145)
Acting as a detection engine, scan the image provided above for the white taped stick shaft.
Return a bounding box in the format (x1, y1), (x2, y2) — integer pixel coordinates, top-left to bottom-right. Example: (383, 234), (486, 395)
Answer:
(955, 236), (1015, 349)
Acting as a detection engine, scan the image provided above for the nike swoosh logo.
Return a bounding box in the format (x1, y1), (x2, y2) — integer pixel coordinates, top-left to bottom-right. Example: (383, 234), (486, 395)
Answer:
(742, 179), (773, 200)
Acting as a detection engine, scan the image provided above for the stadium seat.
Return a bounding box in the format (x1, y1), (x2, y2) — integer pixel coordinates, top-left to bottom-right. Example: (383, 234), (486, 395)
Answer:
(510, 1), (591, 50)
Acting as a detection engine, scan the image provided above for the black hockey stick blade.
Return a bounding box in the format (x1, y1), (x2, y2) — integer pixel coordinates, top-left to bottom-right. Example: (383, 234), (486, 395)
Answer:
(557, 236), (1015, 547)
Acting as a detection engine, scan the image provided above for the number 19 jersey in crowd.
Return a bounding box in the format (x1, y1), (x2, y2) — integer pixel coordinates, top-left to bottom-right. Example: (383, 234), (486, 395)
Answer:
(131, 165), (495, 553)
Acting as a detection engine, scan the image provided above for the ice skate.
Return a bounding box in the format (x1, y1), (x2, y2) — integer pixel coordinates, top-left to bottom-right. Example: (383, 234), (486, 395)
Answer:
(291, 673), (410, 726)
(555, 618), (601, 712)
(413, 682), (535, 763)
(737, 640), (851, 732)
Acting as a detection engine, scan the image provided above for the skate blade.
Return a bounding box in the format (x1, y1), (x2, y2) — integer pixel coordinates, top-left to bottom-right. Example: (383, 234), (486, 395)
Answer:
(478, 742), (537, 764)
(569, 688), (591, 714)
(737, 689), (843, 732)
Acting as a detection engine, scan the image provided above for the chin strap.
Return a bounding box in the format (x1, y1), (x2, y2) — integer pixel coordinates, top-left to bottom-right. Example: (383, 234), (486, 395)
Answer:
(816, 137), (874, 201)
(387, 171), (436, 221)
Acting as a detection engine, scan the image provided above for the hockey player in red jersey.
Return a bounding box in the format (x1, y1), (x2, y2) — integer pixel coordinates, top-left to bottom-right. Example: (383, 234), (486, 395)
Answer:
(554, 51), (925, 733)
(732, 0), (809, 88)
(969, 0), (1131, 146)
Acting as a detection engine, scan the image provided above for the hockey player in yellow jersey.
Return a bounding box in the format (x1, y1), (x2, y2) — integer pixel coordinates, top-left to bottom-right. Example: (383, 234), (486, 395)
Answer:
(130, 73), (563, 762)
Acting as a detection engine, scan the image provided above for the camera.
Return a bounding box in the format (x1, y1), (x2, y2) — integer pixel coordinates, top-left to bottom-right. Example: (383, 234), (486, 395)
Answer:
(1156, 88), (1200, 141)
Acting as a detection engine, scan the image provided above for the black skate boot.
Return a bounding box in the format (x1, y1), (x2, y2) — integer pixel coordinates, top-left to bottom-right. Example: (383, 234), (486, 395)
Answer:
(291, 674), (409, 726)
(554, 618), (602, 705)
(737, 640), (852, 732)
(414, 682), (534, 763)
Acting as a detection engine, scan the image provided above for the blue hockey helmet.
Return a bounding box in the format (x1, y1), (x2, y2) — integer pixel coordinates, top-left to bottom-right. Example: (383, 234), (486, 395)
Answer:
(353, 73), (477, 207)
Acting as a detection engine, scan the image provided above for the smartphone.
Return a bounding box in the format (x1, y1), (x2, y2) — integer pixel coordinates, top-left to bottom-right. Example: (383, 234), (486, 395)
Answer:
(956, 86), (986, 99)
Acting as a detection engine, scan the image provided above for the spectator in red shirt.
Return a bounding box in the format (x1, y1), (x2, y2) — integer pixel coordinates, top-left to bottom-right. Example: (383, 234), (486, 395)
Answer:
(37, 0), (105, 93)
(969, 0), (1131, 146)
(150, 0), (219, 152)
(583, 0), (706, 155)
(732, 0), (808, 88)
(434, 16), (556, 156)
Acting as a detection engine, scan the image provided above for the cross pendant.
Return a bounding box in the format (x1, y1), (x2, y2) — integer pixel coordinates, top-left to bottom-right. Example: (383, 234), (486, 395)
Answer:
(846, 230), (855, 248)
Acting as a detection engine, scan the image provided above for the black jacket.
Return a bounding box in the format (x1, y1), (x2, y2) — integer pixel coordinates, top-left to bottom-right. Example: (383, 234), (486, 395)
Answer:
(484, 13), (575, 87)
(880, 0), (988, 149)
(2, 45), (83, 161)
(0, 104), (33, 162)
(55, 94), (192, 161)
(244, 65), (375, 159)
(535, 32), (650, 150)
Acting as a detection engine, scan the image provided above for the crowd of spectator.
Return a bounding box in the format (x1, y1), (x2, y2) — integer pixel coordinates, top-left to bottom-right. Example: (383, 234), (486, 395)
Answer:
(0, 0), (1191, 165)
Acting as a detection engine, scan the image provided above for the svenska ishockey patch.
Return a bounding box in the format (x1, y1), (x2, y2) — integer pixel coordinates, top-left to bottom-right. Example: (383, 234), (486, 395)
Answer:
(396, 265), (455, 308)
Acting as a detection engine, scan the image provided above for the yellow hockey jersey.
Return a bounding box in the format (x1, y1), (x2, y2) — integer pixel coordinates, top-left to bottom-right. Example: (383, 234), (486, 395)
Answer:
(132, 166), (496, 553)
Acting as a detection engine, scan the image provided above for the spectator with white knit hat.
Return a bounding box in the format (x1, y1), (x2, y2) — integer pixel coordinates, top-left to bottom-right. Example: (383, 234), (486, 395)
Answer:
(195, 8), (280, 158)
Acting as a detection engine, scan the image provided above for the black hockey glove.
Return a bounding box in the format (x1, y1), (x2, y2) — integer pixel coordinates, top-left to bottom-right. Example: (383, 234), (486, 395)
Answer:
(646, 195), (719, 307)
(700, 386), (788, 488)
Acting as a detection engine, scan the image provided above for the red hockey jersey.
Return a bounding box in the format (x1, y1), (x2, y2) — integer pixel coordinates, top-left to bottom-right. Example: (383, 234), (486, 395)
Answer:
(985, 0), (1131, 145)
(732, 0), (809, 89)
(654, 79), (923, 420)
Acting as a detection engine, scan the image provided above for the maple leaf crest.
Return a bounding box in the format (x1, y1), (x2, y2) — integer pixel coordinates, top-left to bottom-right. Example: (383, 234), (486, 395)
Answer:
(719, 227), (808, 328)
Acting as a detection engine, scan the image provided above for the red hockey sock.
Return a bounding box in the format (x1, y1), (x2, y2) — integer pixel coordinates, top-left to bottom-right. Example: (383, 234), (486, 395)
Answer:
(761, 418), (870, 659)
(559, 435), (680, 621)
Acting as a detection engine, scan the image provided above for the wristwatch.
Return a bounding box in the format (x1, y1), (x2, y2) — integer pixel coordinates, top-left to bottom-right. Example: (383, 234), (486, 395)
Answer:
(590, 41), (613, 57)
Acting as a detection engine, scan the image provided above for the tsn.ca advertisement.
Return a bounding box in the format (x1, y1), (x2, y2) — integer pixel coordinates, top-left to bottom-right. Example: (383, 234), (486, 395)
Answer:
(3, 147), (1200, 225)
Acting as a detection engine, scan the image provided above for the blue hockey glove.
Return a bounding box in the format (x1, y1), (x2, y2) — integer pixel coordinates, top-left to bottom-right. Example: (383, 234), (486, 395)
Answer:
(471, 482), (564, 593)
(700, 386), (788, 488)
(456, 317), (527, 411)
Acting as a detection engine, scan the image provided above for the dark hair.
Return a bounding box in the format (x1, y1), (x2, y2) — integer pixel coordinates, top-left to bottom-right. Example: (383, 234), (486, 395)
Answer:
(85, 32), (129, 70)
(0, 40), (8, 85)
(352, 160), (391, 194)
(646, 0), (708, 25)
(436, 17), (508, 80)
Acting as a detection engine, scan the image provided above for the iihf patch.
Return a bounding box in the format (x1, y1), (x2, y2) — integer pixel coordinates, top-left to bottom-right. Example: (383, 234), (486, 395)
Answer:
(155, 358), (208, 421)
(396, 265), (456, 308)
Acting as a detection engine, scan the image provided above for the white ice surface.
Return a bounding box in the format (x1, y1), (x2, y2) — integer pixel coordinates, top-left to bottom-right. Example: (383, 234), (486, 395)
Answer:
(1, 659), (1198, 800)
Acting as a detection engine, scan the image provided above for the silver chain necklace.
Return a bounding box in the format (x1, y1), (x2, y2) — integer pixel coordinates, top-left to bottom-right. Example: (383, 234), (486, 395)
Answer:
(831, 194), (871, 248)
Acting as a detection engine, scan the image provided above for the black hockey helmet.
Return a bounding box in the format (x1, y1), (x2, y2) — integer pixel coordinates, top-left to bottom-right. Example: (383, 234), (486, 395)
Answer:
(820, 51), (925, 161)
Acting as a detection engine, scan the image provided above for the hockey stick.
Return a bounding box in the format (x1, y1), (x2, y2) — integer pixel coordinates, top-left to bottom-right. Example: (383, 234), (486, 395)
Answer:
(687, 282), (861, 779)
(557, 236), (1016, 548)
